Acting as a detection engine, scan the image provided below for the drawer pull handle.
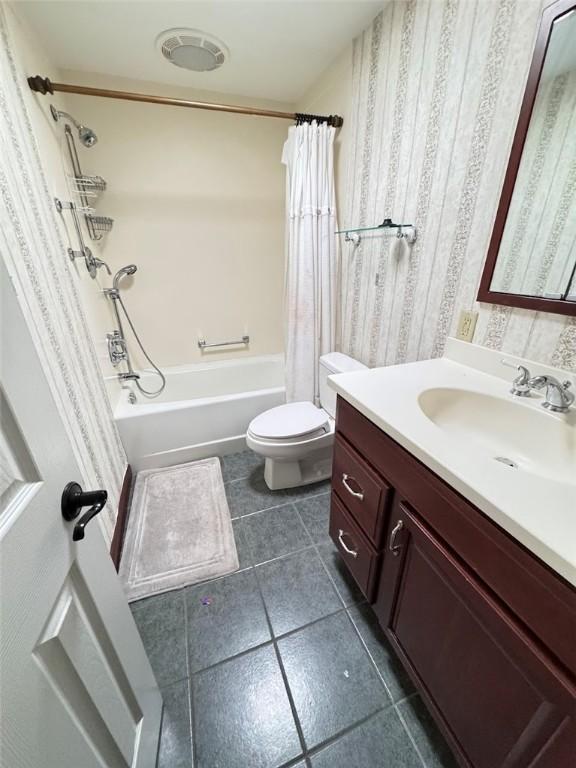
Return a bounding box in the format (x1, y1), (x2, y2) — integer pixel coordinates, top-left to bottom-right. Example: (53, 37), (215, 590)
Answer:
(389, 520), (404, 556)
(342, 473), (364, 501)
(338, 529), (358, 558)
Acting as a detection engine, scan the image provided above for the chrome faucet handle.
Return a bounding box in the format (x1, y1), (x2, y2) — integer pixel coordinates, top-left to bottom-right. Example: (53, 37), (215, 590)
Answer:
(501, 360), (531, 397)
(106, 331), (127, 367)
(93, 257), (111, 275)
(527, 375), (574, 413)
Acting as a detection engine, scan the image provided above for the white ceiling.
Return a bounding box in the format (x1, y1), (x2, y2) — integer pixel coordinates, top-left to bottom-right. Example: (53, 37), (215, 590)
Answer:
(17, 0), (383, 103)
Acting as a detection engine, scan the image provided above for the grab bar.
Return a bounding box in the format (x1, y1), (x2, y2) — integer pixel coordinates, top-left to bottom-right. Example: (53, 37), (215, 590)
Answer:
(198, 335), (250, 349)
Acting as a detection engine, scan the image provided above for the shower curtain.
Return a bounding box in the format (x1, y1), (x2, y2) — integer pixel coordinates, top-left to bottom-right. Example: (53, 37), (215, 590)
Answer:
(282, 121), (338, 404)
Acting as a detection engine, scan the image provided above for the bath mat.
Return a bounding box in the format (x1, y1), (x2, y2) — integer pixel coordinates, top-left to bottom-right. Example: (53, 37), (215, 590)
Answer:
(119, 458), (239, 601)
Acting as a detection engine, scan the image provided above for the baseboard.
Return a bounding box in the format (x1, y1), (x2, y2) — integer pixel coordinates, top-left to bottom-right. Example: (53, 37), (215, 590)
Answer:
(110, 464), (133, 571)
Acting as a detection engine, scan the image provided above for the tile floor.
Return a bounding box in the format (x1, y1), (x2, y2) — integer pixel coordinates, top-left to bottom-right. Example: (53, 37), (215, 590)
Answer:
(130, 451), (458, 768)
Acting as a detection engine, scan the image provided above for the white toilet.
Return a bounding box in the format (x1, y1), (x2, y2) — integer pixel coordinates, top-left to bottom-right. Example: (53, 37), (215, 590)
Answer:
(246, 352), (367, 490)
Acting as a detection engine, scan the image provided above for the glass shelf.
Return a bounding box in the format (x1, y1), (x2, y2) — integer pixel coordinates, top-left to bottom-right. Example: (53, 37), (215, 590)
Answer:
(335, 219), (417, 244)
(335, 222), (412, 235)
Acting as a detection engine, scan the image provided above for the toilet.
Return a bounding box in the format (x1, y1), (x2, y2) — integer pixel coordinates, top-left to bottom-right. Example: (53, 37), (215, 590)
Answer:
(246, 352), (367, 490)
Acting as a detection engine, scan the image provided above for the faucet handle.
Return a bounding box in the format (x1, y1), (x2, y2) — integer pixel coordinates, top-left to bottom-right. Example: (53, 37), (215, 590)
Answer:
(501, 360), (531, 397)
(527, 375), (574, 413)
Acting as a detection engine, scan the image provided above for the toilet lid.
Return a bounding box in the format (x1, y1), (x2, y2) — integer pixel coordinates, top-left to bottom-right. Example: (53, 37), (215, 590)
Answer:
(250, 402), (329, 440)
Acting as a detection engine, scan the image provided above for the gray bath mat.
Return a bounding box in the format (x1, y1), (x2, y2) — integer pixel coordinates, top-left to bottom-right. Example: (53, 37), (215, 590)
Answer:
(119, 458), (239, 601)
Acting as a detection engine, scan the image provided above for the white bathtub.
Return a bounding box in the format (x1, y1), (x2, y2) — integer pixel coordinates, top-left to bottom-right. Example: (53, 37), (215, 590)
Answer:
(114, 355), (285, 471)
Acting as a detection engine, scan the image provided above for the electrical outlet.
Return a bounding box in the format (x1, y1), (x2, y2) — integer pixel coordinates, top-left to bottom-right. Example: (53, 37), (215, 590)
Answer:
(456, 309), (478, 342)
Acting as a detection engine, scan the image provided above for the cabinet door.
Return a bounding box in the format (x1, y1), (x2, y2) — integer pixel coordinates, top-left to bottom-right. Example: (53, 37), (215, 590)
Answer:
(374, 502), (576, 768)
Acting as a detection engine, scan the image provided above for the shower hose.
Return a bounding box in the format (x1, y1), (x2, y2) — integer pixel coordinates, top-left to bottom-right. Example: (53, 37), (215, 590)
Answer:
(117, 294), (166, 398)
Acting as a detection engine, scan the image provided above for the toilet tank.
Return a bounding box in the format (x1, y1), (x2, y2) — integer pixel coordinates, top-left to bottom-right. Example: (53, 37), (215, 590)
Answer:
(319, 353), (367, 418)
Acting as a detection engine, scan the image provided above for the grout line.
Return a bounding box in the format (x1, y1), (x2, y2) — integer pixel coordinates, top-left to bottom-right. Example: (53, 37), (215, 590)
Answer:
(304, 705), (391, 762)
(394, 696), (429, 768)
(252, 558), (309, 762)
(191, 637), (275, 677)
(185, 593), (346, 677)
(252, 542), (317, 569)
(182, 591), (197, 768)
(344, 606), (396, 702)
(226, 480), (331, 521)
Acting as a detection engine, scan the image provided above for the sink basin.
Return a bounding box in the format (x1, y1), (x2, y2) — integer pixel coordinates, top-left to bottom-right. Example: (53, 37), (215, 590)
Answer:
(418, 387), (576, 485)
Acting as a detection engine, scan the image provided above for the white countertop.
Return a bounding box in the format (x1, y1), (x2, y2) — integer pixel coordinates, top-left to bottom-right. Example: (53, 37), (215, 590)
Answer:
(328, 339), (576, 587)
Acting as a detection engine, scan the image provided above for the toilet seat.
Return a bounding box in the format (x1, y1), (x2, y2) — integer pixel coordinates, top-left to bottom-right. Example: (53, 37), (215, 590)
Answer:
(248, 402), (329, 441)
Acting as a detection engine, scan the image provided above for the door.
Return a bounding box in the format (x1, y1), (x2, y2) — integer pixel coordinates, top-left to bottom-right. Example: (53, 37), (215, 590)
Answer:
(0, 259), (162, 768)
(374, 500), (576, 768)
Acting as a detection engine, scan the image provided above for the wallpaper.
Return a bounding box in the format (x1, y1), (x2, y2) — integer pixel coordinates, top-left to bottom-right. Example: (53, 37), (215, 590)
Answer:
(341, 0), (576, 371)
(0, 5), (126, 536)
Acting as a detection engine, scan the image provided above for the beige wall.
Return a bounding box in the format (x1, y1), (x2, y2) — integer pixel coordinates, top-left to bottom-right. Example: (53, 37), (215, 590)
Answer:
(309, 0), (575, 372)
(58, 72), (289, 376)
(298, 45), (353, 224)
(2, 4), (127, 537)
(297, 45), (353, 347)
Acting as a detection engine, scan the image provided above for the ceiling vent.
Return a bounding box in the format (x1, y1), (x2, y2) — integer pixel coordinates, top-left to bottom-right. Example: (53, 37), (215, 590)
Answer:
(157, 28), (229, 72)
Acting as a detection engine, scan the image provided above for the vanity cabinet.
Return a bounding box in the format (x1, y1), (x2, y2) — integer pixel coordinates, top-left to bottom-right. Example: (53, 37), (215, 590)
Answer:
(329, 396), (576, 768)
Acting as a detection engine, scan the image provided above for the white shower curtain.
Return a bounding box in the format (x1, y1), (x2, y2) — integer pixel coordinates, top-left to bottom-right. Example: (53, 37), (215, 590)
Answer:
(282, 122), (337, 404)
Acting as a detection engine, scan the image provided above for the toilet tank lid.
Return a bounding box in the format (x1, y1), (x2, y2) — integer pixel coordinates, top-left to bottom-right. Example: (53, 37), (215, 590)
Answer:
(319, 352), (367, 374)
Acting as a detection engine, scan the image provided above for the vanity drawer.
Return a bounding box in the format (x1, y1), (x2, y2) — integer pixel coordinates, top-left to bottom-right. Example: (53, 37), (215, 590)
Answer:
(329, 492), (380, 601)
(332, 436), (391, 546)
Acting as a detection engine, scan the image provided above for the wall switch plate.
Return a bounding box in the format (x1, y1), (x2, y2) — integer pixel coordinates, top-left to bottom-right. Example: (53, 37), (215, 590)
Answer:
(456, 310), (478, 342)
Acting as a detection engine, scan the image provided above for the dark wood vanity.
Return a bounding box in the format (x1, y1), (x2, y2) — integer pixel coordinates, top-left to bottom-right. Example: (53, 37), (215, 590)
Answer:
(329, 396), (576, 768)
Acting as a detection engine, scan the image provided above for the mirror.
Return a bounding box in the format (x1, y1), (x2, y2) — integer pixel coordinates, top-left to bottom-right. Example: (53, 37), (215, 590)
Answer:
(478, 0), (576, 315)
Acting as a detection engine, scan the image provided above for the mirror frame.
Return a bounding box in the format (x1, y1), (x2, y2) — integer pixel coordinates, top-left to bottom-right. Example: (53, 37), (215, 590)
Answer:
(478, 0), (576, 316)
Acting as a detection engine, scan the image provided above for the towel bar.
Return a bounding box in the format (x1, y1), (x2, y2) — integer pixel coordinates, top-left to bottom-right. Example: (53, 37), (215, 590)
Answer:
(198, 335), (250, 349)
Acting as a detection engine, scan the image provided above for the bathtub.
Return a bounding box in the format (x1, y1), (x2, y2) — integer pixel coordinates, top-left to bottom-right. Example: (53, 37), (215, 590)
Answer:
(113, 354), (285, 471)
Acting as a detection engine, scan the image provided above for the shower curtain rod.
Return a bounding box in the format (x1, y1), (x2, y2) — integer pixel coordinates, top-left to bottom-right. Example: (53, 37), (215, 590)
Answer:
(27, 76), (344, 127)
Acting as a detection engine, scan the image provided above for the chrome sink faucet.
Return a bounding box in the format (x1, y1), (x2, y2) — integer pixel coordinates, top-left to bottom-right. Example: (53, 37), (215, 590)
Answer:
(527, 375), (574, 413)
(501, 360), (574, 413)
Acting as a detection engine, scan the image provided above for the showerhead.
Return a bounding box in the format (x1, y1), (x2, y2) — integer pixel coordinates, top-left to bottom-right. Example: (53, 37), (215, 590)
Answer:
(78, 125), (98, 148)
(113, 264), (138, 291)
(50, 104), (98, 147)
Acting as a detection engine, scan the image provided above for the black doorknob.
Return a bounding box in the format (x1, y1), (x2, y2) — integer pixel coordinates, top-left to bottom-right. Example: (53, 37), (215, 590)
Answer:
(61, 481), (108, 541)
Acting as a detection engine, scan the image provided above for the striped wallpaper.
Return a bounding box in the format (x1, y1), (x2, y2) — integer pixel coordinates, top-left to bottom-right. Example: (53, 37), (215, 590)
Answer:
(1, 5), (126, 537)
(340, 0), (576, 371)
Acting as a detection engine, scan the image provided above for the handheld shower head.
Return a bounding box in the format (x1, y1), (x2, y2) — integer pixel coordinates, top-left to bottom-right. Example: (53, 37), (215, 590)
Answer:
(113, 264), (138, 291)
(50, 104), (98, 147)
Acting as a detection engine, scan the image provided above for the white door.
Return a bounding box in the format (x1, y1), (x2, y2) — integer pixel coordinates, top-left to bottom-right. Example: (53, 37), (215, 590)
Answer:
(0, 258), (162, 768)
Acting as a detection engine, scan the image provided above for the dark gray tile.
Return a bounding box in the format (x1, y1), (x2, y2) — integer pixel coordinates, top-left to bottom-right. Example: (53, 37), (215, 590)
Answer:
(294, 493), (331, 545)
(158, 680), (192, 768)
(193, 644), (302, 768)
(130, 590), (187, 687)
(398, 695), (459, 768)
(244, 503), (313, 564)
(278, 612), (388, 749)
(317, 542), (365, 607)
(232, 517), (252, 570)
(185, 569), (271, 672)
(220, 450), (263, 483)
(225, 474), (330, 519)
(257, 549), (342, 637)
(309, 709), (421, 768)
(348, 604), (415, 703)
(225, 474), (284, 518)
